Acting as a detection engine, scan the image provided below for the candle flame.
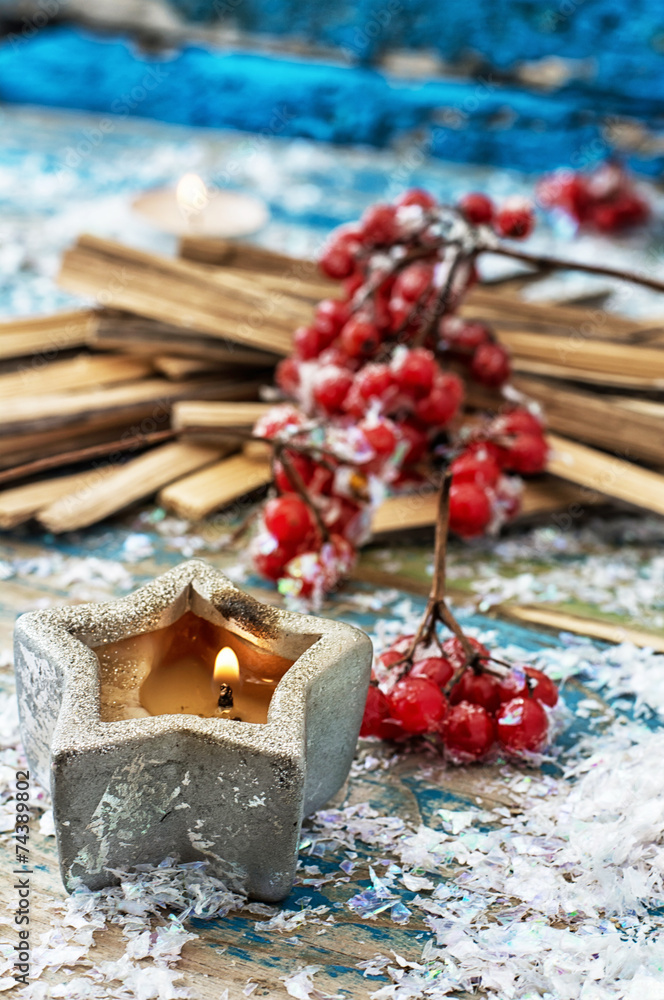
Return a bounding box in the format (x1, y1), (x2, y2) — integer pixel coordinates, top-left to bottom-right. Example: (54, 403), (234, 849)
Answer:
(213, 646), (240, 683)
(176, 173), (209, 217)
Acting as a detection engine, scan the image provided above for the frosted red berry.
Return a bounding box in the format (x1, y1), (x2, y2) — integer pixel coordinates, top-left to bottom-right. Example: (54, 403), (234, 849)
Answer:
(440, 318), (491, 355)
(252, 537), (296, 581)
(496, 407), (543, 437)
(504, 433), (549, 474)
(319, 240), (356, 279)
(525, 668), (558, 707)
(443, 702), (495, 759)
(276, 357), (300, 396)
(314, 298), (350, 341)
(538, 170), (591, 221)
(498, 667), (558, 708)
(361, 420), (398, 460)
(449, 482), (492, 537)
(471, 342), (511, 387)
(538, 163), (649, 233)
(312, 367), (353, 414)
(396, 188), (437, 210)
(344, 363), (395, 416)
(293, 325), (323, 360)
(388, 296), (412, 330)
(442, 636), (490, 671)
(325, 498), (362, 538)
(388, 677), (449, 735)
(410, 656), (454, 688)
(341, 317), (381, 357)
(393, 348), (437, 398)
(273, 451), (315, 493)
(494, 198), (534, 239)
(415, 372), (464, 427)
(393, 263), (434, 302)
(451, 451), (501, 489)
(400, 421), (428, 464)
(459, 192), (494, 225)
(449, 669), (502, 714)
(343, 272), (364, 298)
(361, 203), (398, 245)
(496, 696), (549, 753)
(264, 496), (315, 546)
(379, 648), (404, 670)
(253, 405), (304, 440)
(360, 685), (391, 737)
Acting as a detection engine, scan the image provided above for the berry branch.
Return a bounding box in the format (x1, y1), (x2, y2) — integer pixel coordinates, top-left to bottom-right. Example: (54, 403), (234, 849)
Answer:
(413, 247), (470, 348)
(394, 474), (477, 672)
(247, 183), (661, 609)
(276, 446), (330, 543)
(487, 244), (664, 294)
(361, 472), (560, 762)
(234, 173), (658, 765)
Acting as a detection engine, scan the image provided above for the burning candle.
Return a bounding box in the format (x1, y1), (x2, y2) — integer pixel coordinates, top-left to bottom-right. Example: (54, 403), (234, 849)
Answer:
(14, 560), (372, 901)
(132, 172), (269, 237)
(96, 610), (293, 724)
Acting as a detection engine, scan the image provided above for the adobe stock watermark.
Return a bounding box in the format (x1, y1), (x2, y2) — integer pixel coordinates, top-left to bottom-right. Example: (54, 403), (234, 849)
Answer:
(385, 75), (498, 200)
(55, 63), (170, 180)
(13, 770), (32, 988)
(213, 103), (296, 189)
(5, 0), (69, 49)
(342, 0), (402, 59)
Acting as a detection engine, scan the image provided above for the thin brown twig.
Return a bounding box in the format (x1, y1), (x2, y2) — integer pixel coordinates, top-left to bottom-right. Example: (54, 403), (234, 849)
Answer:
(431, 473), (452, 601)
(221, 506), (263, 550)
(486, 244), (664, 294)
(351, 240), (464, 314)
(413, 248), (469, 348)
(185, 424), (343, 471)
(278, 446), (330, 542)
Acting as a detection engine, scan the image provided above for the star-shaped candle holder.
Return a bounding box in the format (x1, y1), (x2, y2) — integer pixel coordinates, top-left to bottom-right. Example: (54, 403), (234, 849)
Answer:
(14, 560), (372, 901)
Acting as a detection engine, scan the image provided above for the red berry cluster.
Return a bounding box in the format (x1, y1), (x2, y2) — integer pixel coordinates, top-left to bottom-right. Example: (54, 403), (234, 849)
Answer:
(250, 406), (360, 604)
(537, 161), (649, 233)
(251, 188), (546, 603)
(361, 632), (558, 761)
(458, 191), (535, 239)
(438, 316), (510, 389)
(447, 406), (549, 537)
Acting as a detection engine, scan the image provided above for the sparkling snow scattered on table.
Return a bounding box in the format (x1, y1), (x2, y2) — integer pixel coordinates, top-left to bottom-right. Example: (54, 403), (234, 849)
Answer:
(3, 573), (664, 999)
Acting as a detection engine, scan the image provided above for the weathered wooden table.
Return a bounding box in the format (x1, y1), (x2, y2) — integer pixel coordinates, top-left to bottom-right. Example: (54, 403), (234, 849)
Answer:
(0, 509), (640, 999)
(1, 105), (662, 999)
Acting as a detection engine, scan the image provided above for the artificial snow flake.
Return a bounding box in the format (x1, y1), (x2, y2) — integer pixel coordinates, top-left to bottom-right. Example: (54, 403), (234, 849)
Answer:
(281, 966), (343, 1000)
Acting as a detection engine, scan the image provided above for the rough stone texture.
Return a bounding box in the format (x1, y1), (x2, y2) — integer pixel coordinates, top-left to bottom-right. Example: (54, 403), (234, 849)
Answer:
(14, 559), (373, 900)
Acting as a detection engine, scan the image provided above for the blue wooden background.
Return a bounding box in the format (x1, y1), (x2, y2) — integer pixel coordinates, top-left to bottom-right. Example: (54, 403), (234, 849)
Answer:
(0, 0), (662, 175)
(170, 0), (664, 100)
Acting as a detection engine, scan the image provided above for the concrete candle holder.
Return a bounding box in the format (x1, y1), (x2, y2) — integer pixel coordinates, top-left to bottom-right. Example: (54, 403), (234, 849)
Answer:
(14, 560), (372, 901)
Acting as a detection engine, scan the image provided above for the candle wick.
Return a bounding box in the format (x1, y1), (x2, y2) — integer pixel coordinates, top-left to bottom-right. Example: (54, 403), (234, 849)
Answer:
(217, 683), (234, 709)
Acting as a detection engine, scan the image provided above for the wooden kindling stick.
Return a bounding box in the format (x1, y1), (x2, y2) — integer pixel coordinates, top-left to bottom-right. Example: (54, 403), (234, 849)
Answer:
(38, 441), (224, 533)
(501, 604), (664, 654)
(158, 453), (272, 521)
(171, 401), (275, 434)
(513, 377), (664, 465)
(58, 234), (308, 356)
(497, 330), (664, 381)
(0, 309), (94, 361)
(546, 433), (664, 517)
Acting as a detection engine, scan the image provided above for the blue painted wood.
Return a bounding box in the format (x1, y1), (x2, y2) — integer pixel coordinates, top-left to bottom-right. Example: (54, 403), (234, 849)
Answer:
(0, 26), (662, 174)
(147, 0), (664, 107)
